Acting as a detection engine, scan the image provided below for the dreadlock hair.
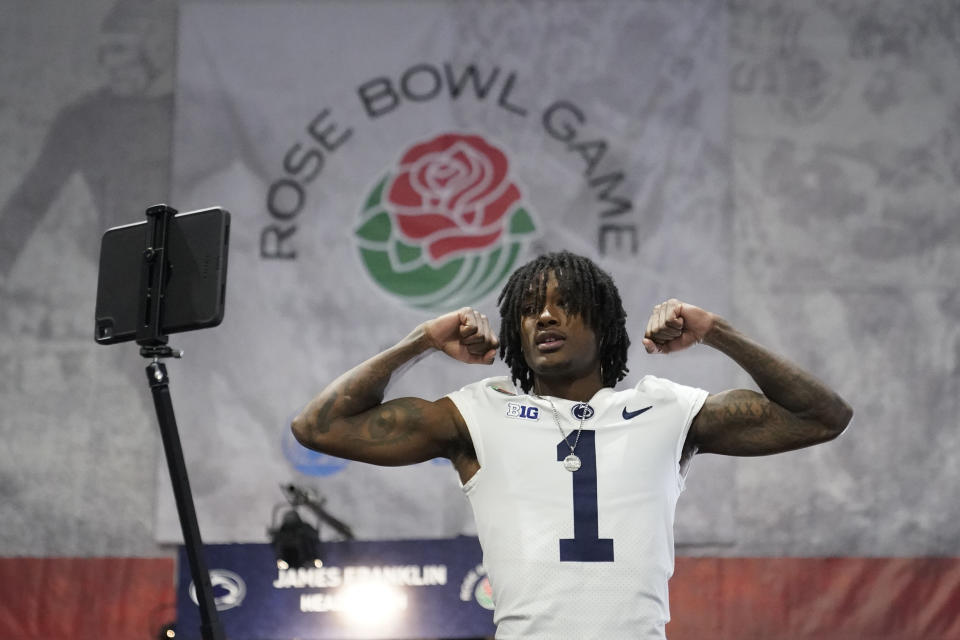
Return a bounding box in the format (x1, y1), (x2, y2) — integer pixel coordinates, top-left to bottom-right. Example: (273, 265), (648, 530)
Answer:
(497, 250), (630, 393)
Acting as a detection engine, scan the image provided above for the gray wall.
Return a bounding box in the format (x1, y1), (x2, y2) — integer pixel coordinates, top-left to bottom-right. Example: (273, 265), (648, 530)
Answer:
(1, 0), (177, 556)
(0, 0), (957, 558)
(722, 0), (960, 556)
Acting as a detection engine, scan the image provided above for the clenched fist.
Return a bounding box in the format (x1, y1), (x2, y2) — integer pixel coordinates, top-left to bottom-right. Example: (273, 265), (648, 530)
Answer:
(642, 299), (717, 354)
(422, 307), (499, 364)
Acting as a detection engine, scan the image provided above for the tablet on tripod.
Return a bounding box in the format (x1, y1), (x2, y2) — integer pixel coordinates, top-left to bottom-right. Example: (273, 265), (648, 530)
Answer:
(94, 206), (230, 345)
(92, 203), (231, 640)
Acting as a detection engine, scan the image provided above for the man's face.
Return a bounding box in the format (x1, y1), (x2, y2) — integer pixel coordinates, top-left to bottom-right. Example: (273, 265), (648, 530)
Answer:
(98, 31), (152, 96)
(519, 271), (600, 384)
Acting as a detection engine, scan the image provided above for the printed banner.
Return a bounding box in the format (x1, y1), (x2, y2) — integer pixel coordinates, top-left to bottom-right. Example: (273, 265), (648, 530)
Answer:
(175, 539), (494, 640)
(161, 0), (733, 544)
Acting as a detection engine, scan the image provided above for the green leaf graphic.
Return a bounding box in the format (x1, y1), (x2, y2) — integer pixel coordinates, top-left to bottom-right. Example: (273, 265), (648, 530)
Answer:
(509, 207), (536, 235)
(356, 211), (391, 243)
(360, 249), (463, 297)
(475, 242), (521, 301)
(364, 175), (389, 211)
(395, 241), (421, 265)
(475, 246), (503, 285)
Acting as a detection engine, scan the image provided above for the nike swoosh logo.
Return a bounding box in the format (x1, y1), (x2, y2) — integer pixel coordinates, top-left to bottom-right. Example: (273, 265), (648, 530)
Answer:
(622, 405), (653, 420)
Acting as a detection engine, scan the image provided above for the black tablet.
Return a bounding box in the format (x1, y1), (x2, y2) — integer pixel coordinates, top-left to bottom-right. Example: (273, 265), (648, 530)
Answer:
(94, 207), (230, 344)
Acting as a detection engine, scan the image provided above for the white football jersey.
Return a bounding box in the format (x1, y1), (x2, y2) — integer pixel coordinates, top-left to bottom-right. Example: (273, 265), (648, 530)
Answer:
(447, 375), (708, 640)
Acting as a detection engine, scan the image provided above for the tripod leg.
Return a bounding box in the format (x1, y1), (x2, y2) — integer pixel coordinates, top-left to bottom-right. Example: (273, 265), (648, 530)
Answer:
(147, 361), (225, 640)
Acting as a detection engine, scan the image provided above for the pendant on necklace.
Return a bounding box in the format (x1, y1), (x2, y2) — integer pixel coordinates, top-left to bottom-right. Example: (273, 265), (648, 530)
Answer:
(563, 454), (582, 472)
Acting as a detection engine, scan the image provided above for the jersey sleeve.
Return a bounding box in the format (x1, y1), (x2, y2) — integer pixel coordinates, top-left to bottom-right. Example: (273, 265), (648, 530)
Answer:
(635, 375), (708, 466)
(445, 377), (503, 471)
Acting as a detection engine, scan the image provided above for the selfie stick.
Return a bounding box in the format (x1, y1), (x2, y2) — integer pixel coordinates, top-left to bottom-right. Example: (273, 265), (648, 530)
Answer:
(136, 204), (226, 640)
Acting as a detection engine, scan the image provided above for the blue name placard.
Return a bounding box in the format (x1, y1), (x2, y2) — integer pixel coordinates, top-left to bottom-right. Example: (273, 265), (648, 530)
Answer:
(175, 537), (495, 639)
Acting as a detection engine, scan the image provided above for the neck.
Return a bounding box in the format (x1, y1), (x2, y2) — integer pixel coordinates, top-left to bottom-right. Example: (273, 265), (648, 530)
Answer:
(532, 370), (604, 402)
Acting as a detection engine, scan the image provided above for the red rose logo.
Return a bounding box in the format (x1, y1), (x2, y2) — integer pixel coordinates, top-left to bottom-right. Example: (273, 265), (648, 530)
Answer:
(386, 133), (522, 263)
(355, 132), (537, 309)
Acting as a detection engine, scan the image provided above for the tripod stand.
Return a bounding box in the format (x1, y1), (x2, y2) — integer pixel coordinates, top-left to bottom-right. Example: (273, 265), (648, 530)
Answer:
(136, 204), (225, 640)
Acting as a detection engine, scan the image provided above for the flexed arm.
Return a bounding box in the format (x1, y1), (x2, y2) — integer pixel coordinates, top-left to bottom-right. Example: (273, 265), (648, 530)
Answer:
(291, 308), (498, 468)
(644, 299), (853, 456)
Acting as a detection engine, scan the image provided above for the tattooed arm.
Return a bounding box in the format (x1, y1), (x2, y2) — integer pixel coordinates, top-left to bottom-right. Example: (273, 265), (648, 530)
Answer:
(291, 308), (497, 473)
(643, 299), (853, 456)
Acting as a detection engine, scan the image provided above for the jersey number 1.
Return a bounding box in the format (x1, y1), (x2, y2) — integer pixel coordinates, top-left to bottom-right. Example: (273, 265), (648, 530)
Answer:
(557, 430), (615, 562)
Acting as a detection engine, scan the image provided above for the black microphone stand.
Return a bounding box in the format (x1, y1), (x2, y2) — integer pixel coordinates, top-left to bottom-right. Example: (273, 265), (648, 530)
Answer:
(136, 204), (225, 640)
(283, 484), (356, 541)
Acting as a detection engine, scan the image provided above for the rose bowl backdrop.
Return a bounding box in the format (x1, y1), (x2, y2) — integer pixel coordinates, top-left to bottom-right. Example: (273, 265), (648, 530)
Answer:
(161, 0), (736, 545)
(2, 0), (960, 638)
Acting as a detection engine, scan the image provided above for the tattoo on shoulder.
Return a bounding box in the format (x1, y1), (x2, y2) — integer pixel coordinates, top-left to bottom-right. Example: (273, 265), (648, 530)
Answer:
(695, 389), (823, 455)
(720, 392), (770, 421)
(360, 399), (424, 446)
(313, 395), (337, 434)
(698, 390), (774, 430)
(697, 389), (782, 434)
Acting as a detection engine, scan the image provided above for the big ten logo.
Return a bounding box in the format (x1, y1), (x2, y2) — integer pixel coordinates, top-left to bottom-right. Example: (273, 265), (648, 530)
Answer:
(505, 402), (539, 420)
